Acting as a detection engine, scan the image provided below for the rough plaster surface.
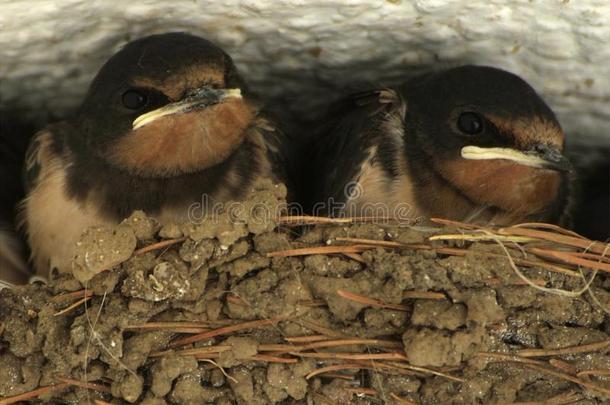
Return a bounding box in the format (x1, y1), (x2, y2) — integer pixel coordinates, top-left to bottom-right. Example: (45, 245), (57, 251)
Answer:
(1, 0), (609, 146)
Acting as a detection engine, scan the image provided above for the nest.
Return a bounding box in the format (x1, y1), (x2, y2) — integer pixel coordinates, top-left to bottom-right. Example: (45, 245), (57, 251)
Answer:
(1, 181), (609, 404)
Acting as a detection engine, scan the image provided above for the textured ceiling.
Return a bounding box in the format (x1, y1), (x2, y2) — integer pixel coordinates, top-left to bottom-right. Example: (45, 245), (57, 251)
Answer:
(1, 0), (609, 147)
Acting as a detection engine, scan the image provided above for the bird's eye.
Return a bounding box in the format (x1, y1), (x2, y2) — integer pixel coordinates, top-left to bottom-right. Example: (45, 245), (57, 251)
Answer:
(457, 112), (484, 135)
(122, 89), (148, 110)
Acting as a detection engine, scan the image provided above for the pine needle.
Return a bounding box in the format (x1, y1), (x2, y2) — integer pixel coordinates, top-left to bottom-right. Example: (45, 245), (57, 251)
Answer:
(134, 237), (187, 256)
(0, 383), (69, 405)
(169, 317), (285, 348)
(517, 339), (610, 357)
(336, 289), (409, 311)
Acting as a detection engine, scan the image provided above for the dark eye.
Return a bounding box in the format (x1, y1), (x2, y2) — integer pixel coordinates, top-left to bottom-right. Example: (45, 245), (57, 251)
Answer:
(457, 112), (484, 135)
(122, 89), (148, 110)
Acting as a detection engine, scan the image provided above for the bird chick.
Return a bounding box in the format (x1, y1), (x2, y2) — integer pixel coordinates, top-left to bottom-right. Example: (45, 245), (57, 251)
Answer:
(20, 32), (289, 278)
(304, 65), (571, 226)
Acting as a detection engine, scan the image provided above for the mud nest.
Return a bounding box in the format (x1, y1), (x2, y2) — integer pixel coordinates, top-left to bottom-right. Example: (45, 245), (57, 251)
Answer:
(1, 180), (609, 404)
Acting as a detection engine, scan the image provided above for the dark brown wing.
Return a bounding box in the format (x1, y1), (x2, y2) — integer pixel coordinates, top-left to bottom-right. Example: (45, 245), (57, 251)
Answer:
(254, 110), (300, 201)
(301, 89), (406, 214)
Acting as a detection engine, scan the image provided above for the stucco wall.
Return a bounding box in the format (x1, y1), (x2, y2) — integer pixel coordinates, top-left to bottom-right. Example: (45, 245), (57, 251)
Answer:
(1, 0), (609, 146)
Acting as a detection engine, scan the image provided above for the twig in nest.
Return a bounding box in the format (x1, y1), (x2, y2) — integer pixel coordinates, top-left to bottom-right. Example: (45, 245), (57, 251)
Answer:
(264, 338), (401, 356)
(298, 299), (327, 307)
(385, 361), (465, 383)
(501, 227), (608, 255)
(510, 258), (581, 278)
(251, 354), (298, 363)
(434, 246), (581, 278)
(343, 252), (366, 262)
(336, 289), (409, 311)
(482, 230), (596, 297)
(517, 339), (610, 357)
(511, 222), (587, 239)
(355, 360), (420, 376)
(284, 334), (330, 343)
(479, 352), (610, 396)
(54, 296), (92, 316)
(340, 234), (582, 279)
(335, 237), (406, 248)
(124, 321), (210, 334)
(521, 363), (610, 396)
(583, 243), (610, 315)
(528, 247), (610, 273)
(390, 393), (420, 405)
(51, 289), (93, 303)
(431, 219), (608, 280)
(152, 345), (232, 358)
(198, 359), (238, 384)
(133, 237), (187, 256)
(429, 233), (537, 243)
(292, 351), (408, 361)
(56, 377), (111, 393)
(259, 344), (303, 352)
(278, 215), (392, 226)
(0, 383), (69, 405)
(569, 250), (610, 264)
(320, 373), (356, 380)
(548, 359), (577, 375)
(305, 363), (372, 380)
(169, 317), (285, 348)
(266, 245), (369, 258)
(83, 290), (140, 381)
(300, 338), (402, 352)
(577, 369), (610, 377)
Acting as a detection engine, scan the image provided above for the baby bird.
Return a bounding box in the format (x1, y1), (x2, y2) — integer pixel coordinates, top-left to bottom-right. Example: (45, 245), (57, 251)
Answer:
(20, 32), (289, 279)
(304, 66), (571, 225)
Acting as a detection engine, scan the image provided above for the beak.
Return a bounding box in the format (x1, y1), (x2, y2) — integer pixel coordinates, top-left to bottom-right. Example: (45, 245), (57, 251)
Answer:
(461, 144), (572, 172)
(132, 87), (242, 130)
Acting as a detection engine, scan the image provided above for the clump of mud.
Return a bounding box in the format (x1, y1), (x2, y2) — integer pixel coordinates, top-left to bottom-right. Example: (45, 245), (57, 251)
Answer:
(1, 180), (609, 404)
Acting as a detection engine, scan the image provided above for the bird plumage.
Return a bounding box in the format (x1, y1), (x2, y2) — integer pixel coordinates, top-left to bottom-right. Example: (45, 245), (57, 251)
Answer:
(303, 66), (571, 226)
(19, 33), (292, 278)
